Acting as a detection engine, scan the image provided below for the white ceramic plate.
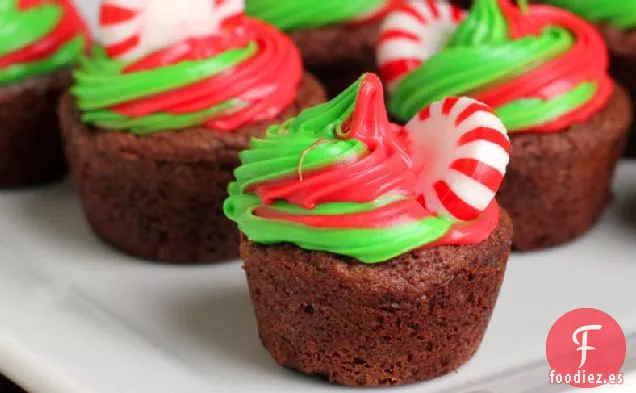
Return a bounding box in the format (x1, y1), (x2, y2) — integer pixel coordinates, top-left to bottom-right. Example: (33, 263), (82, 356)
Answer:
(1, 1), (635, 392)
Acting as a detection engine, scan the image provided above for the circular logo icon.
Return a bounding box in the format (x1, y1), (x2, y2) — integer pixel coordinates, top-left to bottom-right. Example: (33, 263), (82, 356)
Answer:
(546, 308), (626, 388)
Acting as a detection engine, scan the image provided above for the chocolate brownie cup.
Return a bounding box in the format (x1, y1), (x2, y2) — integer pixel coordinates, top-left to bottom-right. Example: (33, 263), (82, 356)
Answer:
(246, 0), (400, 97)
(379, 0), (632, 250)
(60, 1), (326, 263)
(0, 0), (88, 187)
(0, 71), (72, 187)
(225, 74), (513, 386)
(498, 85), (631, 250)
(60, 75), (324, 262)
(243, 213), (512, 386)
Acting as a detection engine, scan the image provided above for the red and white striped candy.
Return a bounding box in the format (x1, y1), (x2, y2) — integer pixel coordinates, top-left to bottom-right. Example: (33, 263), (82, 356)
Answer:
(377, 0), (464, 91)
(99, 0), (244, 61)
(406, 97), (510, 221)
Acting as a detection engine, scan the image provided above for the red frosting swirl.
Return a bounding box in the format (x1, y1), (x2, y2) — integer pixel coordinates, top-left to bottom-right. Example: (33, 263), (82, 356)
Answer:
(108, 17), (302, 132)
(474, 3), (612, 132)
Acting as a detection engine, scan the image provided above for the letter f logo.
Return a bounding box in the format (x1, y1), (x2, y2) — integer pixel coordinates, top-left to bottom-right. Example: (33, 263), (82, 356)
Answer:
(573, 324), (603, 369)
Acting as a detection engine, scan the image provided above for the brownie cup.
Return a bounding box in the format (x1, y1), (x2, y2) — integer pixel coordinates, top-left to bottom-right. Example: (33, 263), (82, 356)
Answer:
(243, 211), (512, 387)
(63, 3), (325, 263)
(0, 0), (88, 188)
(225, 74), (513, 386)
(379, 0), (629, 250)
(0, 71), (71, 187)
(60, 74), (325, 263)
(498, 85), (632, 250)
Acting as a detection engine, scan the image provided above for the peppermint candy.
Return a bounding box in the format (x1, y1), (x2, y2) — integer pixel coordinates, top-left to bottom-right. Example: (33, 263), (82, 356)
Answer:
(377, 0), (464, 91)
(99, 0), (244, 61)
(407, 97), (510, 221)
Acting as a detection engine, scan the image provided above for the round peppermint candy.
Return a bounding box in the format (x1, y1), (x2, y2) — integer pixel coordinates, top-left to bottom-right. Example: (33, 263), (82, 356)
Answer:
(406, 96), (510, 221)
(377, 0), (464, 91)
(99, 0), (244, 61)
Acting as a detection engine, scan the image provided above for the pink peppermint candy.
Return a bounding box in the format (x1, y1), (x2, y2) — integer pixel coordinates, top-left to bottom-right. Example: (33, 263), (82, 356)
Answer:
(377, 0), (464, 91)
(407, 97), (510, 221)
(99, 0), (244, 61)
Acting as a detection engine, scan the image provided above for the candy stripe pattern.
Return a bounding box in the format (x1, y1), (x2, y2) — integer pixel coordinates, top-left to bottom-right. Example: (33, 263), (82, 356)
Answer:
(377, 0), (464, 91)
(100, 0), (244, 61)
(407, 97), (510, 221)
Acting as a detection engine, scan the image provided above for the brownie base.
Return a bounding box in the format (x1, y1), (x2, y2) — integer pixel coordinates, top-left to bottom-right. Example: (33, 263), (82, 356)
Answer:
(290, 22), (379, 97)
(0, 71), (72, 188)
(59, 74), (326, 263)
(598, 24), (636, 156)
(243, 211), (513, 387)
(498, 84), (632, 251)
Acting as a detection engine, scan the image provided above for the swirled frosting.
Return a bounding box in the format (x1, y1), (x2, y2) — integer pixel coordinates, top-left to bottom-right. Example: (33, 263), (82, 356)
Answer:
(543, 0), (636, 30)
(73, 14), (302, 134)
(246, 0), (397, 31)
(385, 0), (612, 133)
(0, 0), (89, 85)
(224, 74), (503, 263)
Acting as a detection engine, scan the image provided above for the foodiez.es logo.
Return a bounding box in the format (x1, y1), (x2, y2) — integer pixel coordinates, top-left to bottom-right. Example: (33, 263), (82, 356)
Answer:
(546, 308), (626, 388)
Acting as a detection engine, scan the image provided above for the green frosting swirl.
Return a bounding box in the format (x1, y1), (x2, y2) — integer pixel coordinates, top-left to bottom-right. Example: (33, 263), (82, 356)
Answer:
(72, 45), (256, 134)
(0, 0), (86, 84)
(544, 0), (636, 30)
(224, 77), (454, 264)
(246, 0), (386, 31)
(388, 0), (598, 132)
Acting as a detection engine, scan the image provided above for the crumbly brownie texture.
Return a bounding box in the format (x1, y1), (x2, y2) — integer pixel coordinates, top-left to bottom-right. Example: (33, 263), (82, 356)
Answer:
(242, 212), (513, 387)
(0, 70), (71, 188)
(59, 73), (326, 263)
(290, 22), (379, 97)
(498, 84), (632, 251)
(598, 24), (636, 156)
